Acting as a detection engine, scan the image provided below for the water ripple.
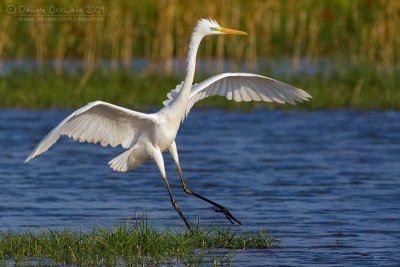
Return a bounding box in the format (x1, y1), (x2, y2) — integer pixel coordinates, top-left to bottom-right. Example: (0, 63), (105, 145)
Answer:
(1, 108), (399, 265)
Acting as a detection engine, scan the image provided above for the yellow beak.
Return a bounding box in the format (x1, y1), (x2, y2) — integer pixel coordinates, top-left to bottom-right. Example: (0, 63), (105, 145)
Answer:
(218, 27), (247, 35)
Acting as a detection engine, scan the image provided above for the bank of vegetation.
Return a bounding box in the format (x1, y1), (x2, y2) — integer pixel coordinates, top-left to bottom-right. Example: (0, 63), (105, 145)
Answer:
(0, 0), (398, 109)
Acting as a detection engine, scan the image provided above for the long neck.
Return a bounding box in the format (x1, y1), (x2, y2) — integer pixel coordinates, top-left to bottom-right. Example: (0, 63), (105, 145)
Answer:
(168, 31), (203, 115)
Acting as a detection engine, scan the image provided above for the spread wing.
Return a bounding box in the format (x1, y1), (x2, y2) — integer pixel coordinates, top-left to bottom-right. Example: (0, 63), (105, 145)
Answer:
(25, 101), (155, 162)
(187, 73), (311, 115)
(163, 73), (311, 122)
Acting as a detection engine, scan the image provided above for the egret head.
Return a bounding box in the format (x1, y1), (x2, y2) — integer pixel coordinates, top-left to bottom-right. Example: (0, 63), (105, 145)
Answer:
(195, 19), (247, 37)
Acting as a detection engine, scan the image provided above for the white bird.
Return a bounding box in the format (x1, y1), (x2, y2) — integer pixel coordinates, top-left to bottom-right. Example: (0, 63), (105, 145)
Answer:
(26, 19), (311, 229)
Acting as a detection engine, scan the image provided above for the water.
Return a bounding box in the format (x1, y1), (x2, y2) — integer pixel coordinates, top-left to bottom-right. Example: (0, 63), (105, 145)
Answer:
(1, 108), (399, 266)
(0, 57), (331, 76)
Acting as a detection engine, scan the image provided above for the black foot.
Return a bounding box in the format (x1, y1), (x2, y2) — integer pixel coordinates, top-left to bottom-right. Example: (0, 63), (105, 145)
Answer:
(214, 206), (242, 225)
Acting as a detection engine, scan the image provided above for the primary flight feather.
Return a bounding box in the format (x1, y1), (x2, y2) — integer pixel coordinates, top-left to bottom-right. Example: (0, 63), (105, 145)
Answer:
(26, 19), (311, 229)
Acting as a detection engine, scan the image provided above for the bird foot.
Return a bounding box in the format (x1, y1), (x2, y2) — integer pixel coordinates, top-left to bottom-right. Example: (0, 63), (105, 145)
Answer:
(214, 206), (242, 225)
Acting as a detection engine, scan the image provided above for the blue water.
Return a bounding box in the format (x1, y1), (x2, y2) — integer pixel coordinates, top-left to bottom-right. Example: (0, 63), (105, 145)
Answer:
(1, 108), (399, 266)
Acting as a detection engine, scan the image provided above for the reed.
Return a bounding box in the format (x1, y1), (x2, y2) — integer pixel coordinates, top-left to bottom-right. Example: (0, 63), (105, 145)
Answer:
(0, 0), (399, 74)
(0, 15), (11, 70)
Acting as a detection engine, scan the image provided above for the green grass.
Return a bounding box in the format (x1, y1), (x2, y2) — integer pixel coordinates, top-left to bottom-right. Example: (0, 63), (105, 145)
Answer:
(0, 64), (399, 110)
(0, 219), (278, 266)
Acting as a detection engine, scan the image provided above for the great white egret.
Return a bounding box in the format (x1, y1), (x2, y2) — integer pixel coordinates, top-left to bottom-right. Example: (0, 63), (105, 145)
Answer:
(26, 19), (311, 229)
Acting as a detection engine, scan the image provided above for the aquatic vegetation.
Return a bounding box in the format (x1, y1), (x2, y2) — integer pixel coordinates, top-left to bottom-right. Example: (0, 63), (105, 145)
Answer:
(1, 1), (399, 110)
(0, 219), (278, 265)
(0, 64), (399, 110)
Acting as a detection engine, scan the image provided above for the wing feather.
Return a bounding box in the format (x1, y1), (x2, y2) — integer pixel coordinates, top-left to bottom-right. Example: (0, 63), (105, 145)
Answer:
(252, 78), (281, 103)
(246, 78), (266, 101)
(208, 81), (217, 96)
(161, 73), (311, 122)
(266, 84), (285, 103)
(26, 101), (155, 162)
(274, 82), (297, 104)
(245, 84), (263, 101)
(238, 82), (252, 102)
(71, 115), (87, 140)
(226, 79), (233, 98)
(233, 83), (241, 101)
(182, 73), (311, 118)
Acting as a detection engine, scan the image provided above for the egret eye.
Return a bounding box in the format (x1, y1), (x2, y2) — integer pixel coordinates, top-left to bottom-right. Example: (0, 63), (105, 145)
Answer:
(210, 27), (218, 31)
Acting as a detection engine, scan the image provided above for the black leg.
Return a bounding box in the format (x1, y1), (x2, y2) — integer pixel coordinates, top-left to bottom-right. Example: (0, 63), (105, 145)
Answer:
(177, 167), (242, 225)
(162, 175), (191, 229)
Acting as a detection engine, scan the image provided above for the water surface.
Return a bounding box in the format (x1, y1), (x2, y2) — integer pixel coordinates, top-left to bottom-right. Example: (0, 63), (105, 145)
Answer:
(0, 109), (399, 266)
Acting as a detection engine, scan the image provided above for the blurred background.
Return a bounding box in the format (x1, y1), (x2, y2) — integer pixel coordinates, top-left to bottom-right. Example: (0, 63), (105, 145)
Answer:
(0, 0), (399, 109)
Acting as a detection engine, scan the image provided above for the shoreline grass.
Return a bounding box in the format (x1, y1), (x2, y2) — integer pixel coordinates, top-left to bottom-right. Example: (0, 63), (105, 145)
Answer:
(0, 219), (278, 266)
(1, 64), (399, 110)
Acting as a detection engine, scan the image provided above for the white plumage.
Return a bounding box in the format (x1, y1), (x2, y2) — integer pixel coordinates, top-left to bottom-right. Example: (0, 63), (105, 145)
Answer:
(26, 19), (311, 229)
(163, 72), (311, 121)
(25, 101), (155, 163)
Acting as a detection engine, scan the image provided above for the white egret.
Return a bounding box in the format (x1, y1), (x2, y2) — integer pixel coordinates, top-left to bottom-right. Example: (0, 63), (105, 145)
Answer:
(26, 19), (311, 229)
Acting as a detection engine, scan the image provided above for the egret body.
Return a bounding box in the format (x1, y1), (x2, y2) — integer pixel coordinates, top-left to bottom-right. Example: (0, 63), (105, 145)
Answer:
(26, 19), (311, 229)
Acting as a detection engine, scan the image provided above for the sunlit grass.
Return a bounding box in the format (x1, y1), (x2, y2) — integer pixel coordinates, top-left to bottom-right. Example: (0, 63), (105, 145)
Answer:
(0, 219), (278, 266)
(2, 0), (399, 70)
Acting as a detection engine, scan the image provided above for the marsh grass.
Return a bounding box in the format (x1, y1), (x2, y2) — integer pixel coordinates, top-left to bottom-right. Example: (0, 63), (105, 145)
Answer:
(1, 1), (399, 110)
(1, 64), (399, 110)
(2, 0), (399, 74)
(0, 219), (278, 266)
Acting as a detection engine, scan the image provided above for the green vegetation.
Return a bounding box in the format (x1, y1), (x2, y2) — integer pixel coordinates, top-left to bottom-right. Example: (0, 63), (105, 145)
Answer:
(1, 64), (399, 110)
(0, 0), (399, 109)
(0, 219), (277, 266)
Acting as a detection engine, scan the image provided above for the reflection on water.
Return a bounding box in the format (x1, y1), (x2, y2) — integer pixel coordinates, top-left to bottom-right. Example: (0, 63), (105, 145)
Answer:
(0, 108), (399, 265)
